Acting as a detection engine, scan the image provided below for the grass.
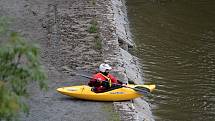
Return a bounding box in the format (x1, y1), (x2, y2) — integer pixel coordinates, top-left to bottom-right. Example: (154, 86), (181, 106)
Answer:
(94, 34), (102, 50)
(88, 18), (102, 50)
(88, 19), (98, 33)
(92, 0), (96, 6)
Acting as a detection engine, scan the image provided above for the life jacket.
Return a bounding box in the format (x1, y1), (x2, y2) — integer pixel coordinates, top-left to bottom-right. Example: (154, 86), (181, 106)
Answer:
(98, 73), (112, 87)
(89, 72), (118, 87)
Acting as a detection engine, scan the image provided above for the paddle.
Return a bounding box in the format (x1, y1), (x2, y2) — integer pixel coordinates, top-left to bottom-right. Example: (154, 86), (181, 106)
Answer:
(74, 73), (150, 95)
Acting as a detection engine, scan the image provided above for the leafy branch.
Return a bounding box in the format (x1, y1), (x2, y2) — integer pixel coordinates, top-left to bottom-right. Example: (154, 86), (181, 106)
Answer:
(0, 17), (47, 121)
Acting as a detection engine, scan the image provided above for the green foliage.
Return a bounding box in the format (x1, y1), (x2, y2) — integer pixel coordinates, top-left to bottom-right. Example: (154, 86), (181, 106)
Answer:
(94, 34), (102, 50)
(88, 19), (98, 33)
(92, 0), (96, 6)
(0, 17), (9, 34)
(0, 17), (47, 120)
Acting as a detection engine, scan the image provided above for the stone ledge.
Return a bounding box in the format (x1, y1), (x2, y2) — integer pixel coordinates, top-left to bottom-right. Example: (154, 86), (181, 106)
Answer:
(97, 0), (154, 120)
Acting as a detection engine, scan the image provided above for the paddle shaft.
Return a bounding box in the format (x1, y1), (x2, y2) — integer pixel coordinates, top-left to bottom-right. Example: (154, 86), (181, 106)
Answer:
(75, 74), (93, 79)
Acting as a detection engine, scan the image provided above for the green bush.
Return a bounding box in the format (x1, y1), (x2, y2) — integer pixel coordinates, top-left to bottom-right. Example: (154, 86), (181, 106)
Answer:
(88, 19), (98, 33)
(94, 35), (102, 50)
(0, 17), (47, 120)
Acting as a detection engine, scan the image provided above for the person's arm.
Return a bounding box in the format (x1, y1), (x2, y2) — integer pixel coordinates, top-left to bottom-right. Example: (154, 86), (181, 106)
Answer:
(109, 74), (119, 84)
(88, 74), (101, 87)
(109, 75), (127, 85)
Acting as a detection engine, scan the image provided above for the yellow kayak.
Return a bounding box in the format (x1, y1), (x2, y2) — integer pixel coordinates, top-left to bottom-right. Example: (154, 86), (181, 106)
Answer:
(57, 84), (156, 101)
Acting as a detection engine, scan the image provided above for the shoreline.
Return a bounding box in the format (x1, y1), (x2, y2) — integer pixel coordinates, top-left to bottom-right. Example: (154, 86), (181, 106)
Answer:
(97, 0), (154, 120)
(0, 0), (154, 120)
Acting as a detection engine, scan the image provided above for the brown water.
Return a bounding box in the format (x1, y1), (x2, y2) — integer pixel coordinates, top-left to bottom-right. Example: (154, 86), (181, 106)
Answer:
(126, 0), (215, 121)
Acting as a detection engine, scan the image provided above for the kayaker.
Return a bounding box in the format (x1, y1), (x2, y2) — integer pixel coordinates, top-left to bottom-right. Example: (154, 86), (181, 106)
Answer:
(88, 63), (124, 93)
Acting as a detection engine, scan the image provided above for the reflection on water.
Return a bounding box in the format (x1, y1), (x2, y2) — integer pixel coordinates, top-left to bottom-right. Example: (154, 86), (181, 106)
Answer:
(126, 0), (215, 121)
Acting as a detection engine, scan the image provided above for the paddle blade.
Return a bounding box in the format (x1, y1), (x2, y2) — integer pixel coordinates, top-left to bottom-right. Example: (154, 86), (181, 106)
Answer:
(134, 86), (150, 92)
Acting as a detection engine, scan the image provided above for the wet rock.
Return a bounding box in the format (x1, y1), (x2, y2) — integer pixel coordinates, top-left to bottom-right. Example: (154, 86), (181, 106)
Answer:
(97, 0), (154, 120)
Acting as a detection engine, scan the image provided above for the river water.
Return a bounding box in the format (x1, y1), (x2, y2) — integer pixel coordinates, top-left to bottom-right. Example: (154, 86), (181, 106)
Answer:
(126, 0), (215, 121)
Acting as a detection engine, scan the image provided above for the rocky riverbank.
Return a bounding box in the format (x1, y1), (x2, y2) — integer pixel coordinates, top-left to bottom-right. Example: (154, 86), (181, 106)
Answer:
(0, 0), (153, 120)
(97, 0), (154, 120)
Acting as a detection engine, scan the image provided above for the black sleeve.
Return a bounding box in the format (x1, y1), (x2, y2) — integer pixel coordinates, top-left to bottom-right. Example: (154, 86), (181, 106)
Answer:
(88, 79), (102, 87)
